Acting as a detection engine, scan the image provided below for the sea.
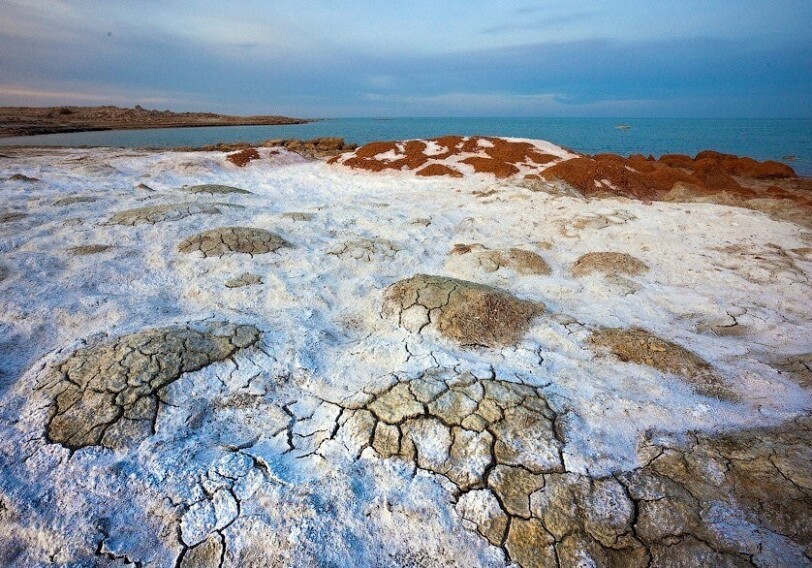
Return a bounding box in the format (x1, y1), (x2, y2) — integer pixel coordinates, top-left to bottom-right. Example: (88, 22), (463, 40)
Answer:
(1, 117), (810, 176)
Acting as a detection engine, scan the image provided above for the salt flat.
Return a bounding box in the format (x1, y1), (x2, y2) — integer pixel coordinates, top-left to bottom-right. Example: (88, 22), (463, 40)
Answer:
(0, 144), (810, 567)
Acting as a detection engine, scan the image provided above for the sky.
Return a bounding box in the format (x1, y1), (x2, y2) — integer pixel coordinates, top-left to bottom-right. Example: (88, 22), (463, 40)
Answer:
(0, 0), (810, 118)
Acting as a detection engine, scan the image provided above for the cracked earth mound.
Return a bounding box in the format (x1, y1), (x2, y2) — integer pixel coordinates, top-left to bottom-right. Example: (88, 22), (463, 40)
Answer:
(449, 244), (552, 275)
(383, 274), (543, 347)
(571, 252), (649, 277)
(40, 323), (260, 450)
(183, 184), (251, 195)
(590, 327), (735, 400)
(107, 203), (220, 225)
(178, 227), (289, 257)
(329, 136), (576, 178)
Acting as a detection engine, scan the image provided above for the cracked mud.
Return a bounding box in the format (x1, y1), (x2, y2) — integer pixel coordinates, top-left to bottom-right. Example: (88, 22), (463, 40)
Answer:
(286, 369), (812, 567)
(384, 274), (543, 347)
(178, 227), (289, 257)
(39, 323), (261, 450)
(183, 184), (252, 195)
(107, 203), (221, 226)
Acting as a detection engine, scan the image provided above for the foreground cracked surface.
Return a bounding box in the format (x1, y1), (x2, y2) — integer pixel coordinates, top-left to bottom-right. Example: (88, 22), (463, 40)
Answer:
(39, 322), (261, 450)
(288, 369), (812, 567)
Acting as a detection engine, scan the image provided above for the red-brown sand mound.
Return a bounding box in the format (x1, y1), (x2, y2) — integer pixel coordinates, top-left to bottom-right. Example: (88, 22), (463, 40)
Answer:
(330, 136), (574, 178)
(226, 148), (260, 167)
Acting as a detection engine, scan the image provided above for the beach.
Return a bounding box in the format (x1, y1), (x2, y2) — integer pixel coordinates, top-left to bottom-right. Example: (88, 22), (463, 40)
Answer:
(0, 138), (810, 566)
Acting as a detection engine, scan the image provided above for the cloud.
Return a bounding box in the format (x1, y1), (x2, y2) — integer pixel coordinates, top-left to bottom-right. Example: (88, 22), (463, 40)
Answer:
(481, 13), (594, 35)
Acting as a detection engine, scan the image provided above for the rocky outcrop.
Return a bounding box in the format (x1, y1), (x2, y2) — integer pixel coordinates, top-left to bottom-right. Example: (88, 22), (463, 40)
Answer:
(39, 323), (261, 450)
(383, 274), (542, 347)
(265, 137), (357, 159)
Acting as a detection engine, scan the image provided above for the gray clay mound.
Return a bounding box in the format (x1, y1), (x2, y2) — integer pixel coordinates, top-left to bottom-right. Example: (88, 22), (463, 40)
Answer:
(178, 227), (289, 257)
(107, 203), (220, 226)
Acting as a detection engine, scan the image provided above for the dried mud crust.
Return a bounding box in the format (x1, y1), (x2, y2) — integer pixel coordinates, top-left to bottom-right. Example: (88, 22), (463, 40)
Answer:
(53, 195), (99, 206)
(183, 184), (252, 195)
(383, 274), (543, 347)
(327, 238), (402, 262)
(293, 370), (812, 567)
(39, 322), (261, 450)
(66, 244), (113, 256)
(450, 244), (551, 275)
(0, 211), (27, 223)
(590, 327), (735, 400)
(106, 203), (221, 226)
(772, 353), (812, 389)
(571, 252), (649, 277)
(178, 227), (289, 258)
(224, 273), (263, 288)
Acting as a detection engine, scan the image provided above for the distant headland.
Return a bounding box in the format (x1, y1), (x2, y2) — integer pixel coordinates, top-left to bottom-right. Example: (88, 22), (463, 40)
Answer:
(0, 105), (313, 137)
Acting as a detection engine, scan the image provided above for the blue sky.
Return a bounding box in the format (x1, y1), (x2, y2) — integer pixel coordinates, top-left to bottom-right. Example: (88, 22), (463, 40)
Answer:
(1, 0), (810, 117)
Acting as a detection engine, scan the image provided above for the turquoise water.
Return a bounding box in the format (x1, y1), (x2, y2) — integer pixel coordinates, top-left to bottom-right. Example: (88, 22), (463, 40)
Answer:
(1, 117), (810, 175)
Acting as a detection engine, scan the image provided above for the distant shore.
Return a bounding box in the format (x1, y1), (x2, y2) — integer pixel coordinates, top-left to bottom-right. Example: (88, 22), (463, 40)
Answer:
(0, 105), (314, 137)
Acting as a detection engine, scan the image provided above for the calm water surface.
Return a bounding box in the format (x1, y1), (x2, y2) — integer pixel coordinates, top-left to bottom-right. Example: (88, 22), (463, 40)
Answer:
(2, 117), (809, 175)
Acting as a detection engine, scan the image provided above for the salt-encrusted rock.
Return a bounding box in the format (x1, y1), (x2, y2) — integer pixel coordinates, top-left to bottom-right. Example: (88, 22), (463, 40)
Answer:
(107, 203), (220, 226)
(178, 227), (289, 257)
(40, 322), (261, 450)
(571, 251), (649, 277)
(184, 184), (252, 195)
(383, 274), (542, 347)
(589, 327), (734, 399)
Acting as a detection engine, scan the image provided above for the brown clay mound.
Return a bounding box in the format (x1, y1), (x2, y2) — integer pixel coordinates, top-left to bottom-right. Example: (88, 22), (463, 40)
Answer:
(383, 274), (543, 347)
(416, 164), (463, 178)
(571, 252), (649, 277)
(226, 148), (260, 167)
(589, 328), (734, 400)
